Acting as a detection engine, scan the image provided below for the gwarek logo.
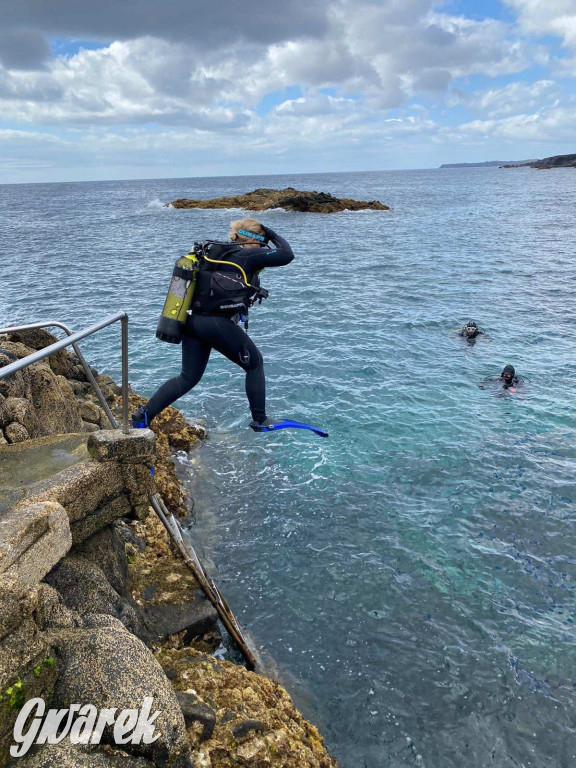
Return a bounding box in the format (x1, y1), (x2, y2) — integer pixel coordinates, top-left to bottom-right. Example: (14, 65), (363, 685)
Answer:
(11, 697), (161, 758)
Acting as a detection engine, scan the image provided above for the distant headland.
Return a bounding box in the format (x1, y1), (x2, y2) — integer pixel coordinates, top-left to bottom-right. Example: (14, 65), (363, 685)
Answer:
(439, 160), (534, 168)
(167, 187), (390, 213)
(441, 153), (576, 170)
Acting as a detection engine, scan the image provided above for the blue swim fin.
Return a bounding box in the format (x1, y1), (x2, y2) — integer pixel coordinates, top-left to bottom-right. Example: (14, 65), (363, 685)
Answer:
(250, 418), (329, 438)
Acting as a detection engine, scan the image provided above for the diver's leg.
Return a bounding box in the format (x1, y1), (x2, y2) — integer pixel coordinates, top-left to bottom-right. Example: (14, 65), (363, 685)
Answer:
(143, 334), (211, 420)
(203, 316), (266, 422)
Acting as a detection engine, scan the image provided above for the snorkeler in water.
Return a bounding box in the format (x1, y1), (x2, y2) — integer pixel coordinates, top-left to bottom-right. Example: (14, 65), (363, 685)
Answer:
(457, 319), (486, 340)
(479, 365), (525, 392)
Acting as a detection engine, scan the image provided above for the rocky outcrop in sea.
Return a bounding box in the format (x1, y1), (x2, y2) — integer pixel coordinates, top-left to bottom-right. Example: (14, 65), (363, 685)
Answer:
(0, 329), (337, 767)
(167, 187), (389, 213)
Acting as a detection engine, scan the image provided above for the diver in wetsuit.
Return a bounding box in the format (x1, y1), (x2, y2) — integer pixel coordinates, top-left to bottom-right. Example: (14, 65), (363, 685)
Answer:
(458, 320), (485, 340)
(479, 364), (523, 391)
(133, 218), (293, 431)
(500, 365), (519, 389)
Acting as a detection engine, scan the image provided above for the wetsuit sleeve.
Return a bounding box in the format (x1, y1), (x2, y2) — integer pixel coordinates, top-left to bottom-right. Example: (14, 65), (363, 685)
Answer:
(245, 227), (294, 269)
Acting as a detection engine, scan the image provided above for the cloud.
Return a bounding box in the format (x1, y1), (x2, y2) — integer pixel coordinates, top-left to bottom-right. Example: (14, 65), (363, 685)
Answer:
(463, 80), (560, 118)
(0, 0), (545, 125)
(0, 28), (51, 70)
(505, 0), (576, 47)
(0, 0), (573, 180)
(1, 0), (329, 48)
(447, 99), (576, 143)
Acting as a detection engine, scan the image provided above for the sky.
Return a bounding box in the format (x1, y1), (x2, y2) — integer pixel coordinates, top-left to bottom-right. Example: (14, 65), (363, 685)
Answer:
(1, 0), (575, 183)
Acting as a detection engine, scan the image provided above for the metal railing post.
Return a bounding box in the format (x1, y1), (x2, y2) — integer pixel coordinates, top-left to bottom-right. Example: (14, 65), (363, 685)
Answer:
(0, 320), (118, 429)
(121, 315), (130, 434)
(0, 314), (129, 433)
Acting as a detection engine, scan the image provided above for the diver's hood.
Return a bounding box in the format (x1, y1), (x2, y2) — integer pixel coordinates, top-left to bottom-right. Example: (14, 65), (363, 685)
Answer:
(502, 365), (515, 376)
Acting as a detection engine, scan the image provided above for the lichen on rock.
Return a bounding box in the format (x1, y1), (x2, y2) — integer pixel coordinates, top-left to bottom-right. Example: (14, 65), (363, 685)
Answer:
(157, 646), (337, 767)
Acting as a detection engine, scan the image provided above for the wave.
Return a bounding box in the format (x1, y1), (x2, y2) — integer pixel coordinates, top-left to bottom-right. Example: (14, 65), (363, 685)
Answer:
(147, 198), (172, 209)
(340, 208), (391, 213)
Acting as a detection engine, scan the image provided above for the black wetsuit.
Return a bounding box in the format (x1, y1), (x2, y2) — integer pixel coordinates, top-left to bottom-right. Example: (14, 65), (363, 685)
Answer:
(458, 328), (484, 339)
(145, 228), (294, 422)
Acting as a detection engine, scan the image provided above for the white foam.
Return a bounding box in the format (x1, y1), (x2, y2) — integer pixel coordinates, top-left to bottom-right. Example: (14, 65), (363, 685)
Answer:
(147, 198), (172, 209)
(340, 208), (390, 213)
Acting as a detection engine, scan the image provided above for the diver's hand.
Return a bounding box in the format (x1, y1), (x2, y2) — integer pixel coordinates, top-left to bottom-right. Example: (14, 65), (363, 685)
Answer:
(261, 224), (276, 243)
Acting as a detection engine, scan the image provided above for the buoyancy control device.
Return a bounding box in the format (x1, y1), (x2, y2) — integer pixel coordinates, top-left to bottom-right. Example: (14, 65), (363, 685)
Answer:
(191, 241), (268, 318)
(156, 241), (269, 344)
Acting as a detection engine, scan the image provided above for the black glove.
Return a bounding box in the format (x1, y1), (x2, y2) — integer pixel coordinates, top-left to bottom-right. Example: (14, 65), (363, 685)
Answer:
(261, 224), (276, 243)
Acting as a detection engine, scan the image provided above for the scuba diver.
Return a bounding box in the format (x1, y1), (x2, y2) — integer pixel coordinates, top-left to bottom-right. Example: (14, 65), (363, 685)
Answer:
(133, 218), (328, 438)
(457, 320), (485, 340)
(479, 365), (523, 392)
(500, 365), (520, 390)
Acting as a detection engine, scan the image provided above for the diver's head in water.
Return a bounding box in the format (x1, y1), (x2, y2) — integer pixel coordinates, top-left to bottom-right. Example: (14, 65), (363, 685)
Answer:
(229, 218), (266, 249)
(501, 364), (516, 388)
(464, 320), (479, 337)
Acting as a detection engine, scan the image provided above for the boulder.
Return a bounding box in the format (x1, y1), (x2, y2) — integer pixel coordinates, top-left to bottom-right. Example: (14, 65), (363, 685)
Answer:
(73, 523), (131, 596)
(4, 423), (30, 444)
(168, 187), (390, 213)
(44, 555), (144, 636)
(80, 400), (101, 423)
(49, 624), (193, 767)
(0, 576), (58, 766)
(34, 584), (84, 630)
(3, 328), (73, 378)
(27, 366), (83, 435)
(0, 344), (34, 401)
(0, 397), (39, 437)
(16, 741), (156, 767)
(0, 350), (84, 436)
(0, 502), (71, 585)
(2, 357), (82, 436)
(95, 374), (122, 403)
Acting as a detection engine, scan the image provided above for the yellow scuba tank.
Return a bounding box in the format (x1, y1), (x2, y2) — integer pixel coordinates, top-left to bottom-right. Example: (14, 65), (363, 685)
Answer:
(156, 253), (199, 344)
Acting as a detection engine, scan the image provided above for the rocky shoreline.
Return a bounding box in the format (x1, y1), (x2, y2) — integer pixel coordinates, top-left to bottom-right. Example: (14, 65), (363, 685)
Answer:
(167, 187), (389, 213)
(0, 329), (336, 767)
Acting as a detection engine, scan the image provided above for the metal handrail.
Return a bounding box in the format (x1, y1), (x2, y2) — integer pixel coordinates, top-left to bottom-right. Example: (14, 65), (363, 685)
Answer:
(0, 312), (130, 433)
(0, 313), (258, 668)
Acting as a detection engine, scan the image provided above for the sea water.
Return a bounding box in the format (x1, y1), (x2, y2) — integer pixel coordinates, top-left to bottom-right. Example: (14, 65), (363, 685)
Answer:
(1, 168), (575, 767)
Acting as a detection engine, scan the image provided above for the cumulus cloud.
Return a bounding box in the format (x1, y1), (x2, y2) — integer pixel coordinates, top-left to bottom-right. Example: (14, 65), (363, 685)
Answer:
(0, 0), (546, 124)
(0, 0), (573, 179)
(451, 102), (576, 143)
(505, 0), (576, 47)
(463, 80), (560, 118)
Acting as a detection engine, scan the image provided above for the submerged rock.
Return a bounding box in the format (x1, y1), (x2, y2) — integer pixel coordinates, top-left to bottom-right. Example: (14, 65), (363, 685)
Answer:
(168, 187), (389, 213)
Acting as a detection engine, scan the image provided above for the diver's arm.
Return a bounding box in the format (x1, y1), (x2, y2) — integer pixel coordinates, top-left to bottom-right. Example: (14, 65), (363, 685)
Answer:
(248, 227), (294, 269)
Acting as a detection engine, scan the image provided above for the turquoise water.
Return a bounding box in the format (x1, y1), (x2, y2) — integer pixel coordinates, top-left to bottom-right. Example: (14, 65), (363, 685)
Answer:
(1, 169), (575, 766)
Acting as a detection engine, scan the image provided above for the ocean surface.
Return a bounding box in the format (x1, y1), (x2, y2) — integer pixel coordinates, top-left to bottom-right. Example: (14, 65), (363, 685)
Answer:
(1, 168), (575, 767)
